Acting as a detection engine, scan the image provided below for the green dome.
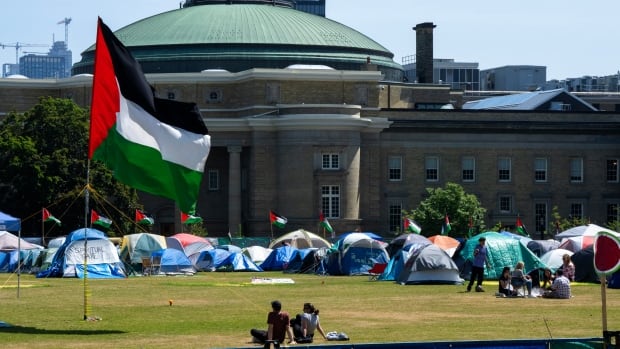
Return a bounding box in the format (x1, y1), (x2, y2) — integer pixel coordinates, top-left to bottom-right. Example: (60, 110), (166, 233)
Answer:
(73, 4), (403, 79)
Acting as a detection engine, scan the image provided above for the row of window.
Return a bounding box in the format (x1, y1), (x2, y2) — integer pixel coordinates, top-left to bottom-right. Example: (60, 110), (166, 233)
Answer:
(388, 156), (619, 183)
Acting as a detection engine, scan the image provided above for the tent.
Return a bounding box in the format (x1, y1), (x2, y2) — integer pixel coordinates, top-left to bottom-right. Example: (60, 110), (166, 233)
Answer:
(152, 248), (196, 275)
(242, 245), (273, 264)
(283, 248), (321, 274)
(269, 229), (331, 249)
(558, 236), (594, 253)
(571, 245), (598, 283)
(326, 233), (389, 275)
(260, 245), (297, 271)
(608, 272), (620, 289)
(555, 224), (617, 239)
(386, 233), (431, 257)
(0, 231), (44, 251)
(526, 239), (560, 257)
(193, 249), (262, 272)
(166, 233), (212, 252)
(338, 231), (383, 241)
(119, 233), (167, 264)
(539, 249), (573, 272)
(428, 235), (460, 257)
(396, 244), (463, 285)
(0, 211), (20, 232)
(454, 232), (547, 280)
(0, 251), (17, 272)
(36, 228), (126, 278)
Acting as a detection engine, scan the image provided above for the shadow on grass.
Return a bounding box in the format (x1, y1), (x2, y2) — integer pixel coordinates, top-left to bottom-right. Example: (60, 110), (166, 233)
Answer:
(0, 325), (125, 335)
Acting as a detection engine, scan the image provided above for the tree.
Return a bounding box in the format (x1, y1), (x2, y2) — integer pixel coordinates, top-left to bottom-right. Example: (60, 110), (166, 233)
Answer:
(404, 182), (486, 238)
(0, 97), (139, 237)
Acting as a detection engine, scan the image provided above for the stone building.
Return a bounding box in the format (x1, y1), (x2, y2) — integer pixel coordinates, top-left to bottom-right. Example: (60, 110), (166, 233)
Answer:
(1, 2), (618, 239)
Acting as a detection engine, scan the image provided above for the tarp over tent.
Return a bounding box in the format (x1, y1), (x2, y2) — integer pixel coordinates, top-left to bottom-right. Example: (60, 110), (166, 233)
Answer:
(0, 211), (20, 232)
(260, 245), (297, 271)
(36, 228), (126, 278)
(193, 249), (262, 272)
(455, 232), (547, 280)
(166, 233), (211, 251)
(269, 229), (331, 249)
(396, 244), (463, 285)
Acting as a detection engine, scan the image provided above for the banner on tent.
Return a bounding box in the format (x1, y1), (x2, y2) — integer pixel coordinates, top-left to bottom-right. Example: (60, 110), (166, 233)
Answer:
(65, 240), (120, 264)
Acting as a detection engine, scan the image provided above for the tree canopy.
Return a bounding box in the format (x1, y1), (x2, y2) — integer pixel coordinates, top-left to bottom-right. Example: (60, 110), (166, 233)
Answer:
(405, 182), (486, 238)
(0, 97), (139, 237)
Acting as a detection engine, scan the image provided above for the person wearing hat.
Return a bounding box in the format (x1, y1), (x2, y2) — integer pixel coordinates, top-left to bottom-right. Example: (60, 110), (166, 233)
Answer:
(251, 300), (296, 346)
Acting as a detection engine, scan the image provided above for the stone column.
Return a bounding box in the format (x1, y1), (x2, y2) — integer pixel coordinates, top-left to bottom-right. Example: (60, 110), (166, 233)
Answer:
(227, 146), (242, 233)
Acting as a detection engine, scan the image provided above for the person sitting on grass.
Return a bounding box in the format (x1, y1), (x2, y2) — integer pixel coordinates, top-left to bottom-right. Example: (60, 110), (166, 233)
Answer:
(511, 261), (535, 298)
(542, 269), (571, 299)
(498, 266), (514, 297)
(250, 300), (296, 346)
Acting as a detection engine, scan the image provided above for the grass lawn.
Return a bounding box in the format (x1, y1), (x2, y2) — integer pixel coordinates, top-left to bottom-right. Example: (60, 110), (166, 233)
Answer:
(0, 272), (618, 349)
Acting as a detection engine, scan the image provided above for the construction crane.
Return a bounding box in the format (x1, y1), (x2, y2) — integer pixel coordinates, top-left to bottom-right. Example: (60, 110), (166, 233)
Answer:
(57, 17), (72, 49)
(0, 42), (49, 64)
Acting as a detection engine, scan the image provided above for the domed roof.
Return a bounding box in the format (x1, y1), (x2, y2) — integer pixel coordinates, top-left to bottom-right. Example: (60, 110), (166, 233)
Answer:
(73, 4), (402, 79)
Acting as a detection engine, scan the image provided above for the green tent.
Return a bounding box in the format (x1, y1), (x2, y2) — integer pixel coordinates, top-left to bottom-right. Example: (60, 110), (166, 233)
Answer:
(460, 232), (547, 280)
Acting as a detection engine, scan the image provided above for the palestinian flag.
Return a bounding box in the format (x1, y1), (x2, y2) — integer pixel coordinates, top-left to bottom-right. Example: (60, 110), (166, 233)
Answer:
(319, 211), (334, 234)
(516, 216), (529, 237)
(181, 212), (203, 225)
(91, 210), (112, 228)
(88, 18), (211, 214)
(404, 218), (422, 234)
(42, 208), (61, 225)
(135, 209), (154, 225)
(441, 214), (451, 236)
(269, 211), (287, 228)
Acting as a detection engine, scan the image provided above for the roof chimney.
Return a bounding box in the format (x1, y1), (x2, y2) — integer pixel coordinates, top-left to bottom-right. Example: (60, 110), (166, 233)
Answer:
(413, 22), (436, 84)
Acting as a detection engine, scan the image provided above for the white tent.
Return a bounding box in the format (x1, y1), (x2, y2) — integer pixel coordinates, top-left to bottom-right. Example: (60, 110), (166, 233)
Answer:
(269, 229), (331, 249)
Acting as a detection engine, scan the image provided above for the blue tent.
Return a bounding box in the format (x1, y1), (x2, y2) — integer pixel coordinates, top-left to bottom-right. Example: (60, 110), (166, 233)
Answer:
(0, 211), (20, 232)
(152, 248), (195, 274)
(221, 252), (262, 272)
(260, 245), (297, 271)
(36, 228), (126, 278)
(327, 233), (389, 275)
(337, 231), (383, 241)
(194, 248), (232, 271)
(0, 251), (18, 272)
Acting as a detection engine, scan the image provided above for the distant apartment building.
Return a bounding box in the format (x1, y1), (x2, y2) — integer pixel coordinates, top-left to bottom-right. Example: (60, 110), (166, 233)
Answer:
(402, 56), (481, 91)
(546, 74), (620, 93)
(293, 0), (325, 16)
(481, 65), (546, 91)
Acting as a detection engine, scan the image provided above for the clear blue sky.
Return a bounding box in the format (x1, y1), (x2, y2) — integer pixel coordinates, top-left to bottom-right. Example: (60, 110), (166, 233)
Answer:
(1, 0), (619, 81)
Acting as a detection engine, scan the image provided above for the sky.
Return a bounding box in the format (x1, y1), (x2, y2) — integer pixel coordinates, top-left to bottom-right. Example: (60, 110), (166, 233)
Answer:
(1, 0), (619, 81)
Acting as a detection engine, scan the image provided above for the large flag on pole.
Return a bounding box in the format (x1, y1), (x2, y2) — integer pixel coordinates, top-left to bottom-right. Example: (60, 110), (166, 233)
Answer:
(90, 210), (112, 228)
(269, 211), (287, 228)
(403, 218), (422, 234)
(441, 214), (451, 236)
(88, 18), (211, 214)
(42, 208), (61, 225)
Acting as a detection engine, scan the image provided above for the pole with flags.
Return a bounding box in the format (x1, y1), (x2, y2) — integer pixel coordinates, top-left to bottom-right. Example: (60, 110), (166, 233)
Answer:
(515, 216), (529, 237)
(269, 210), (287, 239)
(441, 214), (452, 236)
(319, 211), (335, 239)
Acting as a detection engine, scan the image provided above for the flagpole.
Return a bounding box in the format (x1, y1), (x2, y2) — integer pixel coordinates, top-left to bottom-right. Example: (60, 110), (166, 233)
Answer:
(41, 207), (44, 249)
(83, 161), (91, 320)
(17, 227), (21, 299)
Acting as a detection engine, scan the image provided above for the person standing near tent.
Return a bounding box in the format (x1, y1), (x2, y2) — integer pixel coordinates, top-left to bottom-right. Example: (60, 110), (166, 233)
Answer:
(561, 254), (575, 282)
(251, 300), (296, 346)
(467, 237), (488, 292)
